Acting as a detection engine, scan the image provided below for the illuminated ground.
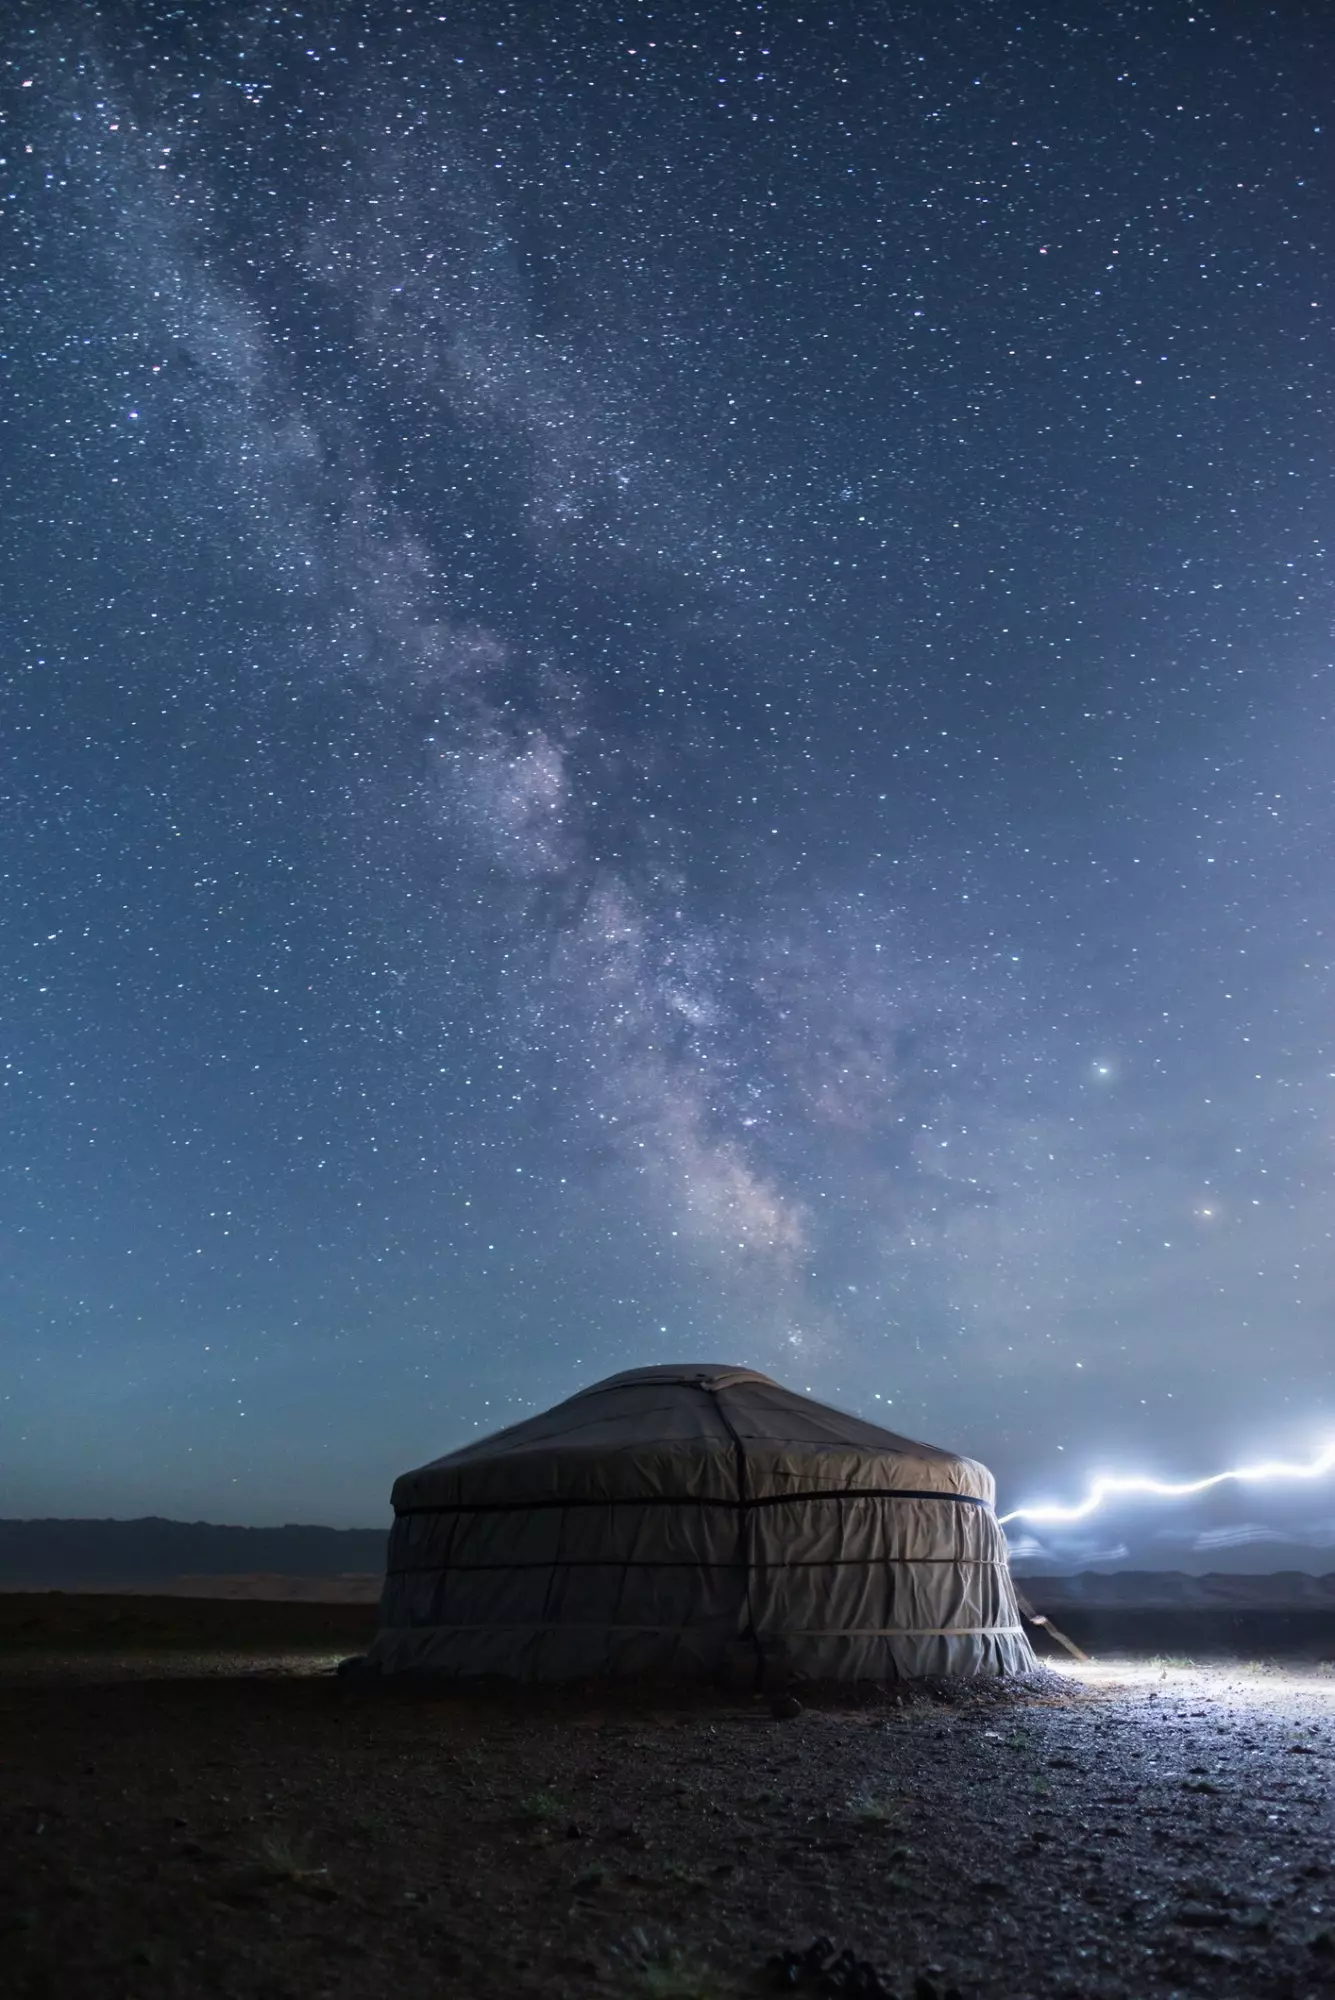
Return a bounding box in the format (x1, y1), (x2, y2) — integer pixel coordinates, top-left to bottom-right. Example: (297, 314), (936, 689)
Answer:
(2, 1605), (1333, 1998)
(1055, 1654), (1335, 1709)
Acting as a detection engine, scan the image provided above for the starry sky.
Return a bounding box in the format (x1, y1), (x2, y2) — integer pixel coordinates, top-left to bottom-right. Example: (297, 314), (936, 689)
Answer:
(3, 0), (1333, 1552)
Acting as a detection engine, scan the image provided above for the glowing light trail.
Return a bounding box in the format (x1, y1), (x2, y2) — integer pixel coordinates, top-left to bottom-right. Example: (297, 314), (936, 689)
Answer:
(999, 1440), (1335, 1527)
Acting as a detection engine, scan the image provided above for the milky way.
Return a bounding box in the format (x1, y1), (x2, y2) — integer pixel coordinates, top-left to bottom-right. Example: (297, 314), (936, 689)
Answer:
(3, 2), (1333, 1542)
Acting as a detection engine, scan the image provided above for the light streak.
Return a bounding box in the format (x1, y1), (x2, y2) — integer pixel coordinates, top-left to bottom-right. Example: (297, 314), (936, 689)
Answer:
(999, 1439), (1335, 1527)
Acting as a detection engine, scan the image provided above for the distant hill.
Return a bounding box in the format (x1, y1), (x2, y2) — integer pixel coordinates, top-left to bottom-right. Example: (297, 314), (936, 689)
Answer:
(1021, 1569), (1335, 1610)
(0, 1517), (386, 1590)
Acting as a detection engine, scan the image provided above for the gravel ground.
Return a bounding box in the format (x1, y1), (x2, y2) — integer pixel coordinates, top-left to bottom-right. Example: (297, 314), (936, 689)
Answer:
(2, 1623), (1335, 1999)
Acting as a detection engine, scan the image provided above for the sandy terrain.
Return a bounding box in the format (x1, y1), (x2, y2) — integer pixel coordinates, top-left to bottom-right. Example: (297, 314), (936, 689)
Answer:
(2, 1597), (1335, 1999)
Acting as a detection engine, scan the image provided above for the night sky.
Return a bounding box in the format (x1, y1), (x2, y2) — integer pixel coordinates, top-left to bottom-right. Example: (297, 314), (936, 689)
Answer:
(4, 1), (1333, 1555)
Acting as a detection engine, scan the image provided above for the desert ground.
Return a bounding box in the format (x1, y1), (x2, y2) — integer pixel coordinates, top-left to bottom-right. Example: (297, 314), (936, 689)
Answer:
(2, 1596), (1334, 1999)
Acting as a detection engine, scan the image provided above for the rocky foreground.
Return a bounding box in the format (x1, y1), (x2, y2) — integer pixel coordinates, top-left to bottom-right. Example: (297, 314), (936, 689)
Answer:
(1, 1602), (1334, 1998)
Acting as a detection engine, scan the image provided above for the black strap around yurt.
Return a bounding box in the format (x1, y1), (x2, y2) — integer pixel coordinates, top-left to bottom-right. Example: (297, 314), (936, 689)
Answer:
(394, 1487), (989, 1516)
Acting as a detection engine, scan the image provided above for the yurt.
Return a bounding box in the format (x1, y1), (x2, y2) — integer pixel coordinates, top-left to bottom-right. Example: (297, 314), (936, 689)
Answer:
(370, 1363), (1034, 1682)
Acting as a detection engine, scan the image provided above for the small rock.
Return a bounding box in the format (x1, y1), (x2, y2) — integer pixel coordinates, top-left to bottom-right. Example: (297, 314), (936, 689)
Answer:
(1189, 1942), (1240, 1966)
(770, 1694), (804, 1721)
(1175, 1902), (1232, 1929)
(765, 1935), (927, 1998)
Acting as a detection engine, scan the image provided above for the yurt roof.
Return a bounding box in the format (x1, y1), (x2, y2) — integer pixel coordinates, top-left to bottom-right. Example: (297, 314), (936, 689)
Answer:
(391, 1363), (995, 1513)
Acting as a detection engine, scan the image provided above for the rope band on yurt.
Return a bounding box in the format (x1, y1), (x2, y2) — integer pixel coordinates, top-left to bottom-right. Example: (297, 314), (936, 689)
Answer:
(393, 1487), (992, 1515)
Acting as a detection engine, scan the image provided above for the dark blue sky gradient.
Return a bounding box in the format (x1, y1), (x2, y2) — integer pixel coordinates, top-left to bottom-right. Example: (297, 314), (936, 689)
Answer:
(3, 1), (1333, 1548)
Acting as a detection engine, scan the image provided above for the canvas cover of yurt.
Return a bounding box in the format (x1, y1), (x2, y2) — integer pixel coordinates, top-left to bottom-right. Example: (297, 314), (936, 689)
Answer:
(370, 1363), (1035, 1681)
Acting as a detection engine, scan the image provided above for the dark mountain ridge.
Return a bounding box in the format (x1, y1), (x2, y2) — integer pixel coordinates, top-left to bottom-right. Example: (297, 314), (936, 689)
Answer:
(0, 1517), (386, 1589)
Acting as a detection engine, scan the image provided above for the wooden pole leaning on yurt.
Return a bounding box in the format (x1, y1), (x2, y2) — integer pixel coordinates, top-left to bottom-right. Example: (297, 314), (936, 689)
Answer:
(1012, 1587), (1091, 1664)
